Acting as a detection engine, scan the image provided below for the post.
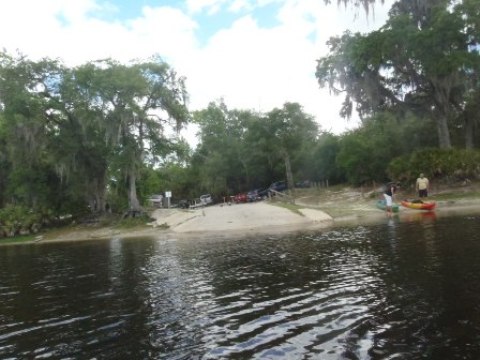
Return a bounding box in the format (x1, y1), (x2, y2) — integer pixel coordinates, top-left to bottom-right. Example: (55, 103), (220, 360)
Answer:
(165, 191), (172, 209)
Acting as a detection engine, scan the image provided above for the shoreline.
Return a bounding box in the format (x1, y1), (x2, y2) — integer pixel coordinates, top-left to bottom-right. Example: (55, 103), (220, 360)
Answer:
(11, 196), (480, 246)
(33, 202), (335, 244)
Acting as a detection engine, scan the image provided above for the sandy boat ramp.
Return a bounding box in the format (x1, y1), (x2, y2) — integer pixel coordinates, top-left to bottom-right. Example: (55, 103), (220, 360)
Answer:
(151, 201), (333, 237)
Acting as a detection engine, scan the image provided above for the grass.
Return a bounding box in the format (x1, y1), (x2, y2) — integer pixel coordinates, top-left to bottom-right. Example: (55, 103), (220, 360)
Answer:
(0, 234), (36, 245)
(114, 215), (153, 229)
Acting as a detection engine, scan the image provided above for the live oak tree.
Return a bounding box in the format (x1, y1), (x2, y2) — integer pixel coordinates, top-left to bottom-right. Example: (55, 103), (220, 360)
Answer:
(0, 54), (116, 216)
(0, 53), (188, 218)
(0, 54), (73, 212)
(316, 0), (480, 149)
(79, 58), (189, 213)
(52, 64), (111, 214)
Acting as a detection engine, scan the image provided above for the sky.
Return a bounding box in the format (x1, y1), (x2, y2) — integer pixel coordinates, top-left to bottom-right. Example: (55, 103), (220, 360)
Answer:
(0, 0), (393, 146)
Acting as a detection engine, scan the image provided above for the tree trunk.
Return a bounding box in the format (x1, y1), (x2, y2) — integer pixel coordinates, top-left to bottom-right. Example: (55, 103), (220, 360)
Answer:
(94, 191), (105, 213)
(431, 77), (452, 149)
(128, 170), (141, 211)
(95, 174), (107, 213)
(436, 113), (452, 149)
(464, 113), (474, 149)
(87, 176), (107, 213)
(283, 151), (295, 193)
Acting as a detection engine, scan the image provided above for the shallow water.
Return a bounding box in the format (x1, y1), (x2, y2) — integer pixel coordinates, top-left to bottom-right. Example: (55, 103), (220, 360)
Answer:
(1, 213), (480, 359)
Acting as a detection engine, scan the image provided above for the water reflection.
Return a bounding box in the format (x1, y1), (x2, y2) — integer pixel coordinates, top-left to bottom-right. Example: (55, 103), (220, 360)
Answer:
(1, 215), (480, 359)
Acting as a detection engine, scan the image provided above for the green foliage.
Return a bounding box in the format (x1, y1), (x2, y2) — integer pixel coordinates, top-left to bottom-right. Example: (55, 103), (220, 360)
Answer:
(191, 101), (260, 195)
(190, 101), (320, 196)
(316, 1), (480, 149)
(336, 132), (374, 185)
(115, 213), (152, 229)
(263, 103), (319, 189)
(0, 52), (189, 225)
(0, 205), (42, 236)
(138, 163), (194, 203)
(335, 111), (435, 185)
(74, 58), (189, 211)
(388, 149), (480, 186)
(2, 1), (480, 237)
(106, 177), (129, 213)
(311, 133), (345, 184)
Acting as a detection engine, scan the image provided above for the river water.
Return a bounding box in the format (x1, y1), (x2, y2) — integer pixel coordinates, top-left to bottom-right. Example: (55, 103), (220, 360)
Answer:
(1, 212), (480, 359)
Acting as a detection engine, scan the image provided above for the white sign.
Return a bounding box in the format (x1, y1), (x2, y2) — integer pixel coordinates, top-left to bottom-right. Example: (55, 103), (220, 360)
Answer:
(165, 191), (172, 198)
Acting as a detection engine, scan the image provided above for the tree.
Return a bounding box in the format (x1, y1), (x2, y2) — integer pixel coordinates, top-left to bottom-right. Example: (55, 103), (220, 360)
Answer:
(457, 0), (480, 148)
(79, 58), (189, 213)
(0, 53), (77, 212)
(0, 114), (8, 207)
(192, 101), (255, 196)
(0, 53), (112, 215)
(263, 103), (319, 191)
(191, 102), (320, 196)
(335, 111), (436, 184)
(0, 53), (189, 219)
(311, 133), (346, 185)
(316, 0), (480, 149)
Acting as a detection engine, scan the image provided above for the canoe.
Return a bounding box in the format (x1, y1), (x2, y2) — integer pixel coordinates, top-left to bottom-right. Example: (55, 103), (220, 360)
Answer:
(376, 199), (399, 213)
(401, 199), (436, 211)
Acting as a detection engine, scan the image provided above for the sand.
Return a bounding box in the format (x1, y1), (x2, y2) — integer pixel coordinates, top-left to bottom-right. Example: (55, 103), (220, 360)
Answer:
(151, 202), (333, 236)
(34, 201), (334, 243)
(31, 191), (480, 244)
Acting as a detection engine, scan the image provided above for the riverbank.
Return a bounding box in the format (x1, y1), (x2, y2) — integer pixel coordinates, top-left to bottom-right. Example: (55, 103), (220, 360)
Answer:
(3, 182), (480, 245)
(32, 182), (480, 244)
(33, 201), (335, 244)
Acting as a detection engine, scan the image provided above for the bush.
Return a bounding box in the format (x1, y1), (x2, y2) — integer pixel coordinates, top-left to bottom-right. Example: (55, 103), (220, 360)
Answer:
(0, 205), (42, 237)
(387, 149), (480, 187)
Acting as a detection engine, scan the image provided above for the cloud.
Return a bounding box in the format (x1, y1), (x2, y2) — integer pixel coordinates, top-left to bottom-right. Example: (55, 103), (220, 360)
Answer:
(0, 0), (393, 147)
(180, 0), (392, 136)
(186, 0), (225, 14)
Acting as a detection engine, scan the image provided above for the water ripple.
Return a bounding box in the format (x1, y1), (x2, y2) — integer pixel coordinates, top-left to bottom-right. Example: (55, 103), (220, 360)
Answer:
(2, 219), (480, 358)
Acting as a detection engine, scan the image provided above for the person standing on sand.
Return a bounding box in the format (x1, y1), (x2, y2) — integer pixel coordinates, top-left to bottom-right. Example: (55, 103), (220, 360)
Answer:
(384, 182), (397, 216)
(416, 173), (429, 198)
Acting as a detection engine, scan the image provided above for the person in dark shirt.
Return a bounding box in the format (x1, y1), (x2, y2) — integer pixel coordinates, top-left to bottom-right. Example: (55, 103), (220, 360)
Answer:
(383, 182), (397, 216)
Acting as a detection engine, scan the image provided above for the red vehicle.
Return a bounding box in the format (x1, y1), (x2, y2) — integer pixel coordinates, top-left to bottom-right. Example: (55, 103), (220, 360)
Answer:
(233, 193), (247, 203)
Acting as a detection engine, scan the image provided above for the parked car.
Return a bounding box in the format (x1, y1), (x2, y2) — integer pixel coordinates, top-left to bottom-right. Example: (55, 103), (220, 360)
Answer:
(177, 199), (190, 209)
(147, 194), (164, 208)
(257, 187), (270, 198)
(247, 189), (262, 202)
(268, 181), (287, 194)
(234, 193), (247, 203)
(200, 194), (213, 205)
